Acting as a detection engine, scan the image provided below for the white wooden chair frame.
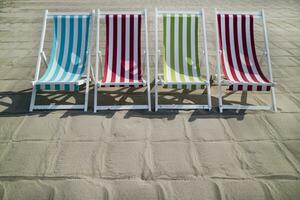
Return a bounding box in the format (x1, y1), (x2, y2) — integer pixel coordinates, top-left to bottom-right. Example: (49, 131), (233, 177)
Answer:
(93, 9), (151, 112)
(215, 9), (277, 113)
(29, 10), (95, 112)
(154, 9), (212, 111)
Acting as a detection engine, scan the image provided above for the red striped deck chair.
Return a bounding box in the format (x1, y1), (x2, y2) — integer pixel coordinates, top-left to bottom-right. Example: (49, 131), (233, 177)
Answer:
(154, 9), (212, 111)
(94, 9), (151, 111)
(216, 10), (277, 113)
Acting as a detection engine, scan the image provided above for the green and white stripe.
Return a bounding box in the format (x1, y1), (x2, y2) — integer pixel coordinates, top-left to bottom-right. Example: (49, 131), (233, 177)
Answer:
(162, 14), (204, 89)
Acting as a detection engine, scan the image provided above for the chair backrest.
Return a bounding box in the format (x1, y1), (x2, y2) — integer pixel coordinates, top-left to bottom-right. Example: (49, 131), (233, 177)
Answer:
(102, 14), (143, 83)
(217, 13), (269, 85)
(39, 14), (91, 82)
(163, 14), (202, 83)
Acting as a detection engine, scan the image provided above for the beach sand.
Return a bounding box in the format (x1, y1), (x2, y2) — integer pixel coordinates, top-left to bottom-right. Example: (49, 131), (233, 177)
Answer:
(0, 0), (300, 199)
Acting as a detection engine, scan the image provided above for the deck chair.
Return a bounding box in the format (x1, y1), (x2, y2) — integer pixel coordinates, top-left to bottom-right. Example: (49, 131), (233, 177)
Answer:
(215, 10), (277, 112)
(29, 10), (94, 112)
(154, 9), (212, 111)
(94, 9), (151, 111)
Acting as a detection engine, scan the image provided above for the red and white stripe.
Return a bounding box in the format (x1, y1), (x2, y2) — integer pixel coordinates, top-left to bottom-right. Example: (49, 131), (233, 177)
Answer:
(217, 14), (272, 91)
(100, 14), (145, 87)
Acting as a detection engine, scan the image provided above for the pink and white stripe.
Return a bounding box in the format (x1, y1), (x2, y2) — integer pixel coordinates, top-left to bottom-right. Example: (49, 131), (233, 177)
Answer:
(100, 14), (145, 87)
(217, 14), (272, 91)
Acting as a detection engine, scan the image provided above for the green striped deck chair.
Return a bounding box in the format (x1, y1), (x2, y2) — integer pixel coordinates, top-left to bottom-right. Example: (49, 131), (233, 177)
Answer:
(155, 9), (212, 111)
(29, 10), (94, 112)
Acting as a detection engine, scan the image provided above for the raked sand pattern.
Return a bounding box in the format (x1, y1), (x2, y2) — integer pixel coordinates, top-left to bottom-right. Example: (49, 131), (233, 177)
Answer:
(0, 0), (300, 200)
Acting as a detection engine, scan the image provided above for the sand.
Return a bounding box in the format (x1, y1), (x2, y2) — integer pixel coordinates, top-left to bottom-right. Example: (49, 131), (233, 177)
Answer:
(0, 0), (300, 199)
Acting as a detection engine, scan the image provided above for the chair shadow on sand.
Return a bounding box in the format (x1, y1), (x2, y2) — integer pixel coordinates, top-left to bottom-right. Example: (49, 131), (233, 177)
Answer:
(0, 81), (266, 121)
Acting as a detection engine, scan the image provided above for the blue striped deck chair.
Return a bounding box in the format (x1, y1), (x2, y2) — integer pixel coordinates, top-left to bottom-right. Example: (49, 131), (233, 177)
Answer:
(154, 9), (212, 111)
(29, 10), (94, 112)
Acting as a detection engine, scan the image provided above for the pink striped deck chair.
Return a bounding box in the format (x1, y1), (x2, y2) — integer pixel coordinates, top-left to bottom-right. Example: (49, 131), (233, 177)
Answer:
(94, 9), (151, 111)
(215, 10), (277, 112)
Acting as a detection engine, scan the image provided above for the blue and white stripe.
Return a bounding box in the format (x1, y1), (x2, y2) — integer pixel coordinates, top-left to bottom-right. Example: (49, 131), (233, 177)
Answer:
(36, 14), (90, 91)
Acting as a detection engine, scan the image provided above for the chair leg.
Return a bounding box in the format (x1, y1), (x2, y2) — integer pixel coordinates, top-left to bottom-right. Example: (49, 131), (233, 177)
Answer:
(154, 81), (158, 112)
(93, 83), (98, 113)
(29, 87), (37, 112)
(84, 81), (89, 112)
(218, 83), (223, 113)
(147, 81), (151, 111)
(206, 83), (212, 111)
(271, 87), (277, 112)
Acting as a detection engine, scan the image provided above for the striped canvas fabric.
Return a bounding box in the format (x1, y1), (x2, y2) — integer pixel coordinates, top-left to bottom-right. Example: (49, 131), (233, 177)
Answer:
(35, 15), (90, 91)
(100, 14), (145, 88)
(162, 14), (204, 90)
(217, 14), (272, 91)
